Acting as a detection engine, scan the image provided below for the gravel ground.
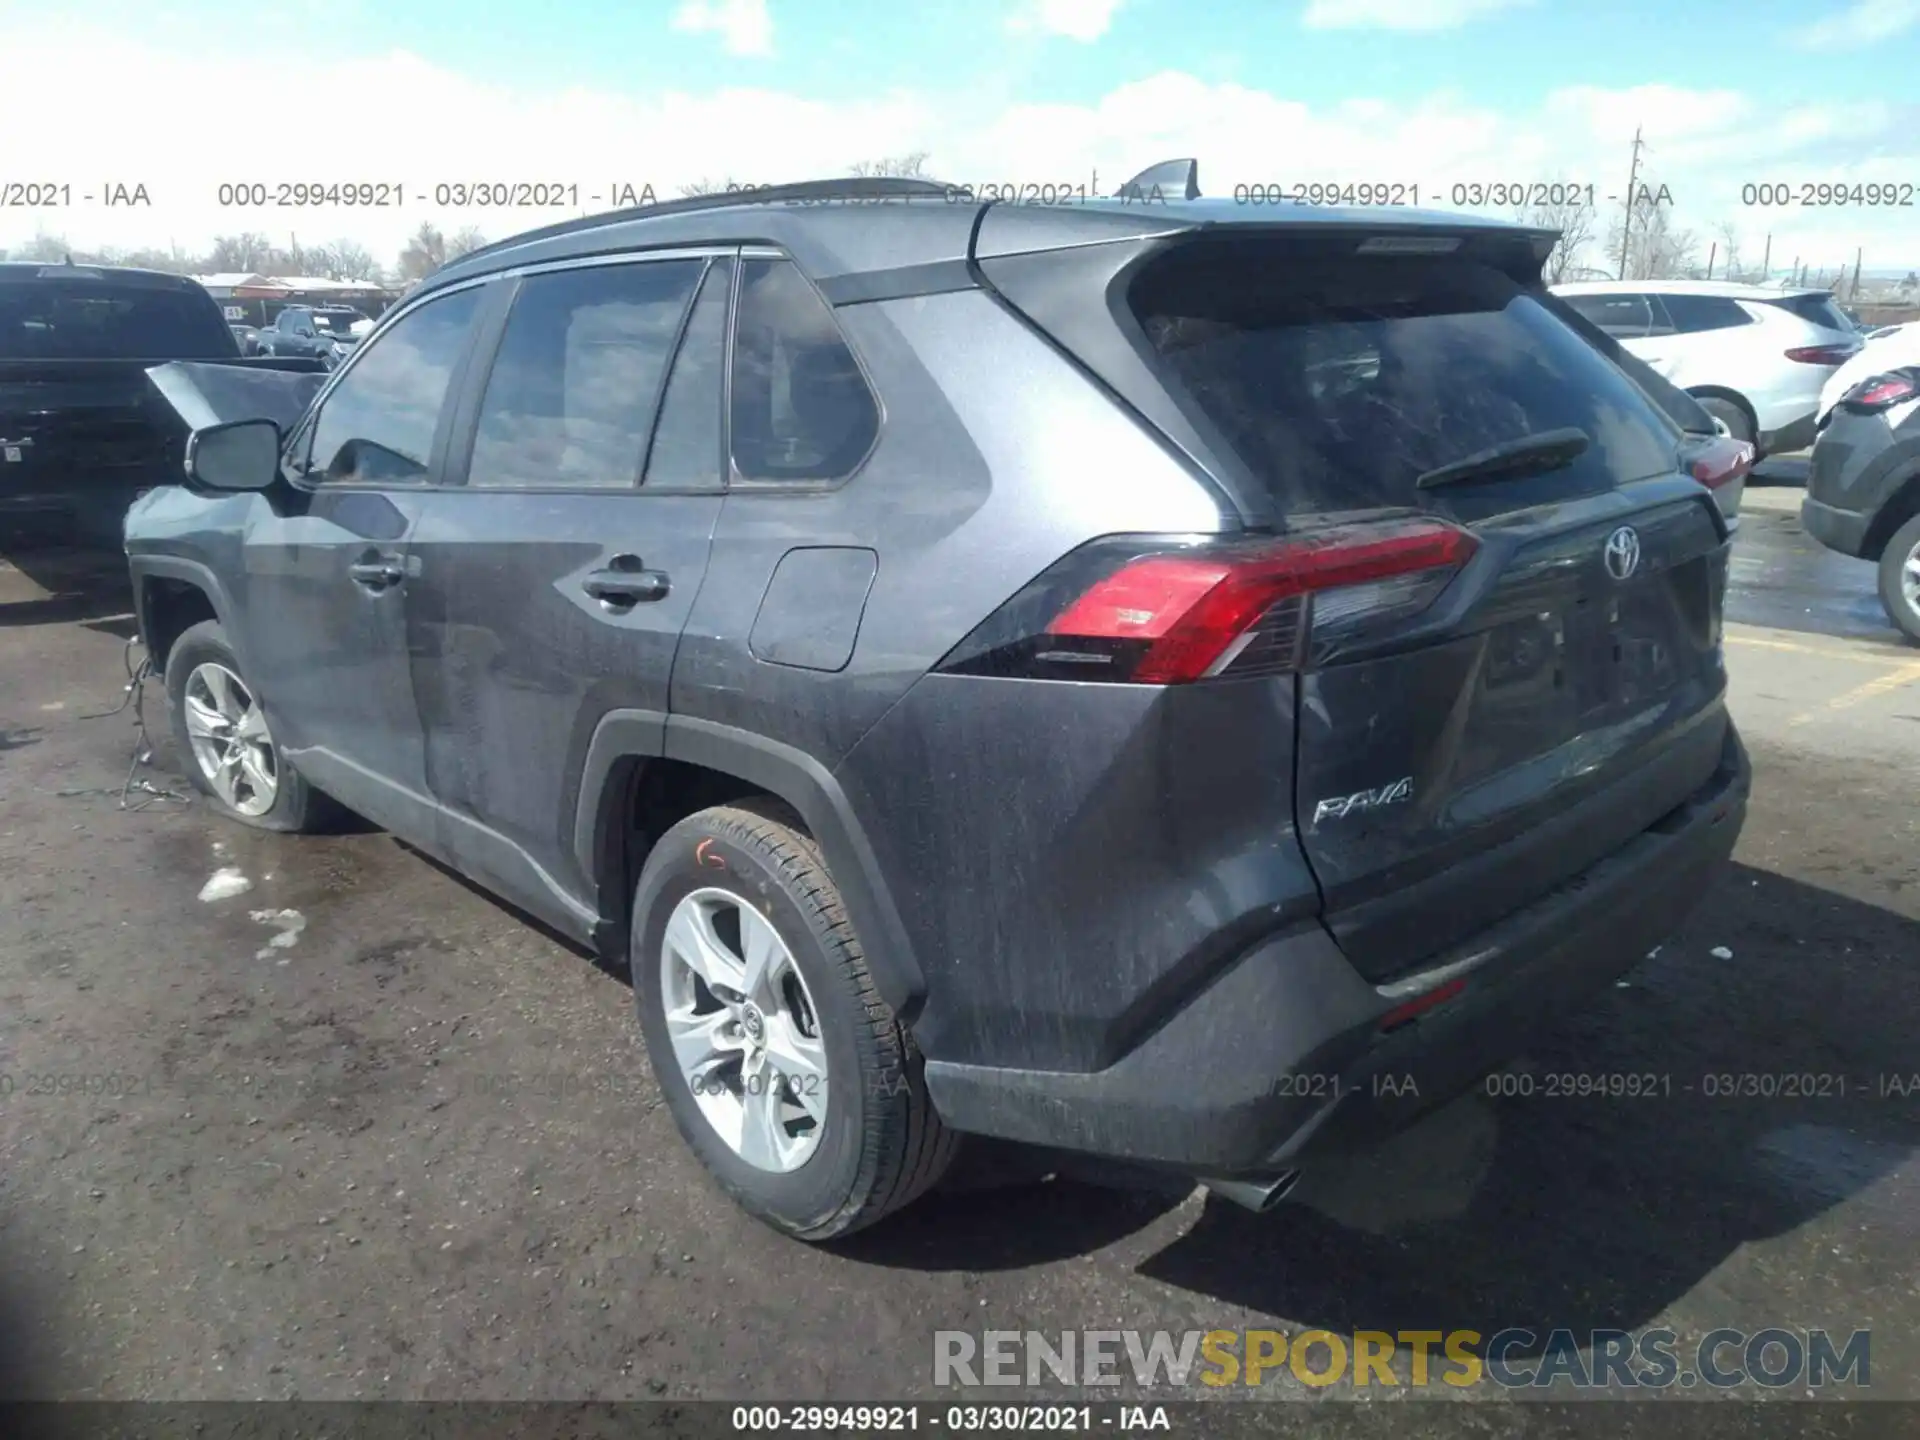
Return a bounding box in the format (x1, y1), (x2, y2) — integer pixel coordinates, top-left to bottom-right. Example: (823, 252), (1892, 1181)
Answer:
(1, 544), (1916, 1420)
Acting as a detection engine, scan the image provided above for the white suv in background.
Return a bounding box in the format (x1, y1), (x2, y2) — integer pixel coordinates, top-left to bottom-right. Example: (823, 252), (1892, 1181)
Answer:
(1552, 280), (1860, 456)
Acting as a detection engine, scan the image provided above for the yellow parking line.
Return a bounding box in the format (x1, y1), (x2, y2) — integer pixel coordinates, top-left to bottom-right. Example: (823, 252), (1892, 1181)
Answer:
(1725, 632), (1913, 667)
(1787, 658), (1920, 727)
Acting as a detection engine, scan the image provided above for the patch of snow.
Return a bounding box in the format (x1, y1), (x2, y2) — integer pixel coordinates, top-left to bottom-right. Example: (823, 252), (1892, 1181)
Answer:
(199, 868), (252, 902)
(1710, 945), (1734, 960)
(250, 908), (306, 960)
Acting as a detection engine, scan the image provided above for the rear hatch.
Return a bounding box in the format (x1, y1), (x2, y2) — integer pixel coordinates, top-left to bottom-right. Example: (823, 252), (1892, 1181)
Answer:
(979, 219), (1733, 982)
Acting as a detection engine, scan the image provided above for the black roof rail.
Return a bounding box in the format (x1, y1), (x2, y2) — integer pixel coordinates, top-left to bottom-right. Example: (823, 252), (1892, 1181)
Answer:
(1117, 159), (1200, 201)
(432, 175), (964, 276)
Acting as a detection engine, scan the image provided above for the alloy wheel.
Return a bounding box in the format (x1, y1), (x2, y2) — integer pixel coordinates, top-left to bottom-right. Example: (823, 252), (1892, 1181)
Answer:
(182, 661), (279, 817)
(659, 887), (829, 1173)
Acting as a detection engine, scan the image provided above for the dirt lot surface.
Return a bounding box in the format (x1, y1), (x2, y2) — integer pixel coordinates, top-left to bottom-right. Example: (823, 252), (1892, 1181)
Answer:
(2, 514), (1917, 1421)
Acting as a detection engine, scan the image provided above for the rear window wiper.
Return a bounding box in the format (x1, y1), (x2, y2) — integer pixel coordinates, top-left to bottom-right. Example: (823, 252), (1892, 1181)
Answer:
(1414, 427), (1590, 491)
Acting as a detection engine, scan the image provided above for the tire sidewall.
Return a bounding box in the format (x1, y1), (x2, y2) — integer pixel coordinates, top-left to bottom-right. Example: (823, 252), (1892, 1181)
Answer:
(164, 623), (305, 829)
(631, 818), (877, 1231)
(1878, 514), (1920, 643)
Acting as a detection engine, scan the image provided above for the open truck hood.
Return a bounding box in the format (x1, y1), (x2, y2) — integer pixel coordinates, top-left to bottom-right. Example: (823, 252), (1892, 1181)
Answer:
(144, 359), (325, 435)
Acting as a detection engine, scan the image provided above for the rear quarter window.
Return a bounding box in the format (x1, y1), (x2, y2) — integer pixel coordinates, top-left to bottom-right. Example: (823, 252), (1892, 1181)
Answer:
(1131, 244), (1681, 519)
(1765, 293), (1852, 333)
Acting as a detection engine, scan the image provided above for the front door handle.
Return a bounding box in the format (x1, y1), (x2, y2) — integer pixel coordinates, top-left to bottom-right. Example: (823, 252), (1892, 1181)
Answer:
(349, 555), (405, 590)
(582, 556), (670, 607)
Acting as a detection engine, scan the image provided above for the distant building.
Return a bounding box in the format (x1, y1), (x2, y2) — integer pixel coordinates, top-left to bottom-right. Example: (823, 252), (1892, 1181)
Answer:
(193, 273), (400, 327)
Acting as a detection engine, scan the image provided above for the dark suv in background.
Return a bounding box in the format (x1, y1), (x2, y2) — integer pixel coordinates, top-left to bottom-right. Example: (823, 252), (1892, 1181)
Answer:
(126, 167), (1750, 1240)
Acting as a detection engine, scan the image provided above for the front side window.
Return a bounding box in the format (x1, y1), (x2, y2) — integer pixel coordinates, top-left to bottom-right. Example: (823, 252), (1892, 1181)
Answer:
(730, 258), (879, 483)
(306, 286), (482, 486)
(467, 260), (703, 489)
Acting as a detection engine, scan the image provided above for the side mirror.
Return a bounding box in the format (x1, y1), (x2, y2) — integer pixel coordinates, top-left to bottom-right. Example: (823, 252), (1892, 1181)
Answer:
(186, 418), (283, 492)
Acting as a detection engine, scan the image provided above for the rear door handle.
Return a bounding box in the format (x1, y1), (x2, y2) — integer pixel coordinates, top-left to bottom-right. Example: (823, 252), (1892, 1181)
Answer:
(349, 556), (405, 589)
(582, 556), (670, 606)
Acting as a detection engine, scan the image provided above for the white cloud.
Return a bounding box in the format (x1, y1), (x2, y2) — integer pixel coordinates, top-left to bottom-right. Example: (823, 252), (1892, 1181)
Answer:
(1006, 0), (1126, 42)
(670, 0), (774, 57)
(1302, 0), (1532, 31)
(1793, 0), (1920, 50)
(0, 25), (1914, 274)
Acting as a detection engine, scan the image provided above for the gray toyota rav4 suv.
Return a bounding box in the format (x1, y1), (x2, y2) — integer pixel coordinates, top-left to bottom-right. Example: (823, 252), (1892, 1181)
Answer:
(125, 167), (1751, 1240)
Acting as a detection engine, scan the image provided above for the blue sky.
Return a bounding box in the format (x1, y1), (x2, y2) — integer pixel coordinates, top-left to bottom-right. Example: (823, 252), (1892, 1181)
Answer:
(2, 0), (1917, 270)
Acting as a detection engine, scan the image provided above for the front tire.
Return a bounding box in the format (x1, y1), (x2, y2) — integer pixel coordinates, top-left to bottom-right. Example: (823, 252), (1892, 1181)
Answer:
(163, 619), (334, 832)
(1877, 512), (1920, 645)
(631, 801), (957, 1239)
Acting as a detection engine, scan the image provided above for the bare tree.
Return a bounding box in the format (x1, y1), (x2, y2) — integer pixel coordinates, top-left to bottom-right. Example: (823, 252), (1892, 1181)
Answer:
(678, 176), (748, 197)
(847, 151), (932, 179)
(304, 239), (379, 282)
(1608, 181), (1698, 280)
(1513, 179), (1596, 284)
(15, 233), (83, 263)
(1713, 221), (1744, 282)
(446, 227), (489, 261)
(398, 223), (448, 281)
(206, 232), (283, 274)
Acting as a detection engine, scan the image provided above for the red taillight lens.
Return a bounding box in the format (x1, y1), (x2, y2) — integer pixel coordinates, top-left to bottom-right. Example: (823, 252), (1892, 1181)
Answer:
(936, 518), (1477, 685)
(1785, 344), (1858, 365)
(1682, 434), (1756, 490)
(1841, 372), (1919, 411)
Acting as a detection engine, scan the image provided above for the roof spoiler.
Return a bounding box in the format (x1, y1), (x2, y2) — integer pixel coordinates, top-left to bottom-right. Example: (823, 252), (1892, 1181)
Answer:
(1117, 159), (1199, 202)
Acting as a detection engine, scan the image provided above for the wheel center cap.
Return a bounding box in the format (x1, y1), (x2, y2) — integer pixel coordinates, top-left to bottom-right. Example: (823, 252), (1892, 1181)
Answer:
(740, 1005), (766, 1043)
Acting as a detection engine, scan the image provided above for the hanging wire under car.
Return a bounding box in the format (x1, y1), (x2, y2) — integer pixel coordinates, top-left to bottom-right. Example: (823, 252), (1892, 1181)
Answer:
(56, 635), (193, 811)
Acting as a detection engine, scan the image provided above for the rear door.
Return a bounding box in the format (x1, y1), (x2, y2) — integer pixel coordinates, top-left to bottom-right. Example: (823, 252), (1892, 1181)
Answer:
(1123, 237), (1733, 981)
(404, 251), (730, 923)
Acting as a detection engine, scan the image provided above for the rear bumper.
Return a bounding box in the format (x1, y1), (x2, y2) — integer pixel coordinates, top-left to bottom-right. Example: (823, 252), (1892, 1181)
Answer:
(1800, 496), (1873, 558)
(923, 724), (1751, 1175)
(1758, 410), (1817, 457)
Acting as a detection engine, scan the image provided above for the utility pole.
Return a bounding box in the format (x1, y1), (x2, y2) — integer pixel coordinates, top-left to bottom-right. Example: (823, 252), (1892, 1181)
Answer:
(1705, 241), (1717, 279)
(1851, 247), (1864, 302)
(1761, 233), (1772, 281)
(1617, 125), (1645, 280)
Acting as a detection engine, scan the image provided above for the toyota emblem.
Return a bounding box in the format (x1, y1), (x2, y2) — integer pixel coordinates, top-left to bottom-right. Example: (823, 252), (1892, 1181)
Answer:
(1603, 525), (1641, 581)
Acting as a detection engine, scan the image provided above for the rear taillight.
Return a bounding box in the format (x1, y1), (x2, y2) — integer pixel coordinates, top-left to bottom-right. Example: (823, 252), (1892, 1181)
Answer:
(934, 518), (1477, 684)
(1841, 371), (1919, 412)
(1682, 434), (1756, 491)
(1785, 344), (1858, 366)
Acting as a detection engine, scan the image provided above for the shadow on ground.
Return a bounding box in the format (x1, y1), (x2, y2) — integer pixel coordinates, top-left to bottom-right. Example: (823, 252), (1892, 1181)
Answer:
(837, 862), (1918, 1352)
(0, 545), (134, 630)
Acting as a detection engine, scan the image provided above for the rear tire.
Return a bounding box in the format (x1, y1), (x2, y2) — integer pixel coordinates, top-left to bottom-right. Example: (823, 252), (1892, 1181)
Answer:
(163, 619), (335, 833)
(1876, 512), (1920, 645)
(1697, 396), (1755, 446)
(631, 800), (957, 1240)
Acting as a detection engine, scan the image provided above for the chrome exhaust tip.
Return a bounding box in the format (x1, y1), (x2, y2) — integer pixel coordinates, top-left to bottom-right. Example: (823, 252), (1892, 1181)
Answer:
(1203, 1170), (1301, 1213)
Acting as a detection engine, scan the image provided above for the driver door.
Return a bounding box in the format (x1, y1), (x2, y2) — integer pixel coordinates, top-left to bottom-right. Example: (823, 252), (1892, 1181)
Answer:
(235, 282), (491, 840)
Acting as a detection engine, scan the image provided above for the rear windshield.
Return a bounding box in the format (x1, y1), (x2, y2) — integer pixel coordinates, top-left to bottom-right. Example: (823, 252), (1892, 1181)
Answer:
(1129, 242), (1682, 517)
(0, 279), (236, 360)
(1764, 293), (1852, 333)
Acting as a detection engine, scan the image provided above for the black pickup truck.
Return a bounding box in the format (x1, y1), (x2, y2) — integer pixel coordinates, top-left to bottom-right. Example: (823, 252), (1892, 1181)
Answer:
(1, 262), (325, 548)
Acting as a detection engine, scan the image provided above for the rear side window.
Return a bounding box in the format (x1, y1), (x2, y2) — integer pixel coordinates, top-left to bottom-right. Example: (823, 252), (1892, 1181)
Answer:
(643, 258), (731, 489)
(1660, 294), (1754, 334)
(730, 258), (878, 483)
(1558, 292), (1653, 339)
(0, 280), (235, 359)
(468, 259), (703, 489)
(1764, 292), (1853, 333)
(1130, 243), (1679, 517)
